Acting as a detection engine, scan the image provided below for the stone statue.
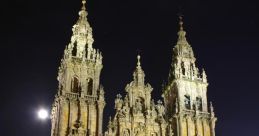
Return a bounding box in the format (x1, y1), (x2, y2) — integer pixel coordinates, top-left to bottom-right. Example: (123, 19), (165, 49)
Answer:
(135, 99), (143, 114)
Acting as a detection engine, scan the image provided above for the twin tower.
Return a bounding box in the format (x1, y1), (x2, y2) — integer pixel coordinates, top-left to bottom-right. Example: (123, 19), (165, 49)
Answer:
(50, 0), (217, 136)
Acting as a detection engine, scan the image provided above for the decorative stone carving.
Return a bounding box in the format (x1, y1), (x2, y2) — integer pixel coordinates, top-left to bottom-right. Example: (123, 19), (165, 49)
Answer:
(50, 1), (217, 135)
(51, 1), (105, 136)
(162, 16), (216, 136)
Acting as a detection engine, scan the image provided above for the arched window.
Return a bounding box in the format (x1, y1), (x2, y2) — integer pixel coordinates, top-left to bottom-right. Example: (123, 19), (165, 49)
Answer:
(72, 42), (77, 56)
(181, 62), (185, 75)
(72, 77), (79, 93)
(87, 78), (93, 95)
(196, 97), (203, 111)
(184, 95), (191, 109)
(85, 46), (88, 58)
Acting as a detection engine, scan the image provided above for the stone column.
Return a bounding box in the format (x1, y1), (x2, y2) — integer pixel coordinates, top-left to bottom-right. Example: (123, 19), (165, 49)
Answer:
(194, 116), (200, 136)
(87, 103), (92, 136)
(187, 116), (192, 136)
(51, 103), (60, 136)
(178, 115), (183, 136)
(210, 117), (217, 136)
(98, 101), (105, 136)
(202, 118), (206, 136)
(58, 98), (69, 136)
(174, 115), (181, 136)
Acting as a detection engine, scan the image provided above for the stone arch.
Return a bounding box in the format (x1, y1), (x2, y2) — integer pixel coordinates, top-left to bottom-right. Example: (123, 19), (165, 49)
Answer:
(134, 97), (144, 113)
(72, 76), (80, 93)
(196, 96), (203, 111)
(72, 42), (77, 56)
(184, 94), (191, 109)
(87, 78), (93, 95)
(181, 62), (185, 75)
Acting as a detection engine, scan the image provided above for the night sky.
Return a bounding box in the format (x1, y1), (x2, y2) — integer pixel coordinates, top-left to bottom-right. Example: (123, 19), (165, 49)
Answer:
(1, 0), (259, 135)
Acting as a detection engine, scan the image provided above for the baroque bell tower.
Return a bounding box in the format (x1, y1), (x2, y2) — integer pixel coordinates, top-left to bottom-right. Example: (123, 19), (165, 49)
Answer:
(51, 0), (105, 136)
(162, 17), (217, 136)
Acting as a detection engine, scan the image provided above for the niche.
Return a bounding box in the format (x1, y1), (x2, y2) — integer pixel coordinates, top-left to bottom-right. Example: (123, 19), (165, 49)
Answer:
(72, 42), (77, 56)
(181, 62), (185, 75)
(196, 97), (203, 111)
(87, 78), (93, 95)
(72, 77), (79, 93)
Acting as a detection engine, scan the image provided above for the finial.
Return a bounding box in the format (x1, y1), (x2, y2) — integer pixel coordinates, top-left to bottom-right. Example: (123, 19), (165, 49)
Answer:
(210, 102), (214, 112)
(82, 0), (86, 10)
(202, 68), (207, 82)
(210, 102), (215, 117)
(137, 55), (141, 68)
(177, 14), (187, 43)
(179, 15), (184, 31)
(108, 116), (112, 128)
(116, 94), (122, 99)
(78, 0), (88, 18)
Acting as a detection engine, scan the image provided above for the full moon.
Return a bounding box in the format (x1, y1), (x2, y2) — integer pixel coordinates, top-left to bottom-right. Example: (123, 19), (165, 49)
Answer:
(38, 109), (49, 120)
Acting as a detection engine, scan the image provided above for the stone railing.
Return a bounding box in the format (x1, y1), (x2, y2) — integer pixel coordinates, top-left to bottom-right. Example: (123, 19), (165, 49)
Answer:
(69, 49), (102, 64)
(64, 93), (97, 101)
(65, 92), (80, 99)
(84, 95), (97, 101)
(182, 109), (211, 118)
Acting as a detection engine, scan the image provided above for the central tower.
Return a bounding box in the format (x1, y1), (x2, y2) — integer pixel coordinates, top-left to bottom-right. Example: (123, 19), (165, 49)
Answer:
(105, 55), (168, 136)
(51, 0), (105, 136)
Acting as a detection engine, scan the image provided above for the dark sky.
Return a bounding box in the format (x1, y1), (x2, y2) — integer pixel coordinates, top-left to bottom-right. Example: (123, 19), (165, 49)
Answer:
(1, 0), (259, 135)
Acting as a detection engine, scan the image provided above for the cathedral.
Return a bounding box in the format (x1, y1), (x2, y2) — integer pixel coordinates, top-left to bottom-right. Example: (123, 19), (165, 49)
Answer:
(50, 0), (217, 136)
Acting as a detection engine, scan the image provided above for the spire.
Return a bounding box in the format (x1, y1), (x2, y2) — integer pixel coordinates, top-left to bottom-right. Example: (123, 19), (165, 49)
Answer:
(202, 68), (208, 82)
(133, 54), (145, 87)
(172, 15), (194, 59)
(137, 55), (141, 69)
(177, 16), (188, 44)
(82, 0), (86, 10)
(66, 0), (95, 58)
(210, 102), (215, 117)
(168, 16), (197, 81)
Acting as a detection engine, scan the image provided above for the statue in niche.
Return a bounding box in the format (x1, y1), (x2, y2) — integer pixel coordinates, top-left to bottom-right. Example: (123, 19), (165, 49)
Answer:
(115, 94), (123, 110)
(122, 97), (130, 117)
(135, 99), (143, 114)
(156, 100), (165, 116)
(123, 130), (130, 136)
(150, 99), (157, 117)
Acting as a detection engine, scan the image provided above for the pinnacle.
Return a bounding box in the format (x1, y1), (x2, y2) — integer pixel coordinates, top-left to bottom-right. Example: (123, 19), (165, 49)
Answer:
(137, 55), (141, 68)
(82, 0), (86, 10)
(179, 16), (184, 31)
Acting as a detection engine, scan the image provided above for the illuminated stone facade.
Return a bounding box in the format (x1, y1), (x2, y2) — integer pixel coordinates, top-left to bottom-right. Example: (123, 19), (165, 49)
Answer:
(51, 0), (217, 136)
(162, 17), (217, 136)
(104, 56), (169, 136)
(51, 1), (105, 136)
